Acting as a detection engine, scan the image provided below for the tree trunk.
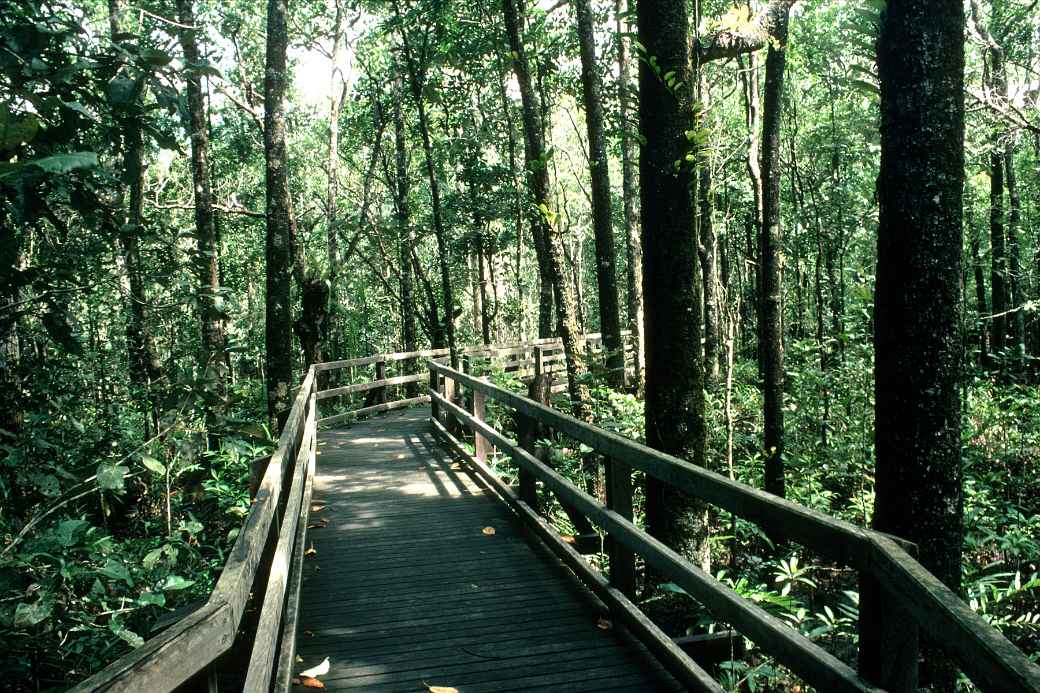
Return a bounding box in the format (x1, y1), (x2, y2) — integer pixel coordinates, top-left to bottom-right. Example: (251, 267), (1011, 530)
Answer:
(866, 0), (965, 688)
(615, 0), (644, 392)
(739, 53), (764, 367)
(177, 0), (227, 446)
(1005, 147), (1024, 369)
(325, 1), (345, 359)
(503, 0), (591, 418)
(397, 29), (460, 370)
(970, 206), (991, 360)
(758, 2), (790, 498)
(393, 71), (419, 394)
(989, 146), (1008, 355)
(263, 0), (295, 432)
(575, 0), (624, 389)
(637, 0), (709, 570)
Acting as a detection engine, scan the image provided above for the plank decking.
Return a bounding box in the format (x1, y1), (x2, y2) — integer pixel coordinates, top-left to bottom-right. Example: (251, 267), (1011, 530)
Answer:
(293, 407), (681, 692)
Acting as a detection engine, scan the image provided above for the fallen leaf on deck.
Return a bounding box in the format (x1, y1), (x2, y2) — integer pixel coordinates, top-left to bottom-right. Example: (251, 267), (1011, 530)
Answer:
(596, 617), (613, 630)
(427, 686), (459, 693)
(560, 535), (576, 545)
(482, 526), (496, 536)
(307, 518), (329, 529)
(311, 504), (327, 513)
(450, 462), (461, 470)
(304, 629), (315, 637)
(295, 655), (303, 663)
(299, 677), (325, 689)
(304, 544), (317, 556)
(298, 657), (330, 678)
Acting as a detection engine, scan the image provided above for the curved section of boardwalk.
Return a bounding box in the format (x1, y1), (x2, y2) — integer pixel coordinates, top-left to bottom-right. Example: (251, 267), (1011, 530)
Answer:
(294, 407), (679, 692)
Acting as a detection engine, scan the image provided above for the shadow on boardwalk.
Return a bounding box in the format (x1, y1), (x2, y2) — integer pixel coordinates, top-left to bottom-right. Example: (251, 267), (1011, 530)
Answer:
(294, 406), (680, 692)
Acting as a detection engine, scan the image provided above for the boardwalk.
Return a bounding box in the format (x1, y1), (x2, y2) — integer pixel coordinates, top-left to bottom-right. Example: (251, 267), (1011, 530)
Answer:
(294, 407), (680, 692)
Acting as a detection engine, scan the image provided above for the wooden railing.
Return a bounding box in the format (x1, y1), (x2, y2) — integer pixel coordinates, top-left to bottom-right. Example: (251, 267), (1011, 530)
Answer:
(427, 360), (1040, 693)
(70, 334), (626, 692)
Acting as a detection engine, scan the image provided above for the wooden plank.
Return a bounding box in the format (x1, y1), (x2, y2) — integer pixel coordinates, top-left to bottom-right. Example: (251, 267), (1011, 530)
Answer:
(243, 403), (314, 692)
(273, 430), (316, 692)
(317, 395), (429, 427)
(317, 372), (427, 401)
(868, 535), (1040, 692)
(430, 361), (876, 568)
(432, 391), (876, 693)
(66, 601), (234, 693)
(432, 418), (720, 693)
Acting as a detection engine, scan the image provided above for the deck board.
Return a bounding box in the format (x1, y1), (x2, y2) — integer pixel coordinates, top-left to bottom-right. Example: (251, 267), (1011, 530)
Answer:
(294, 407), (681, 692)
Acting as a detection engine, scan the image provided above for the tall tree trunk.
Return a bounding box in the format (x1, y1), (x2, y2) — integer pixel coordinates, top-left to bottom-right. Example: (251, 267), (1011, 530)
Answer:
(503, 0), (591, 418)
(109, 0), (162, 439)
(969, 205), (991, 360)
(263, 0), (295, 431)
(177, 0), (227, 446)
(739, 53), (763, 366)
(325, 1), (345, 359)
(393, 72), (419, 394)
(397, 28), (460, 370)
(1005, 147), (1025, 369)
(758, 2), (791, 498)
(989, 145), (1008, 355)
(865, 0), (965, 688)
(478, 245), (492, 345)
(615, 0), (644, 392)
(637, 0), (708, 569)
(698, 106), (720, 386)
(575, 0), (624, 389)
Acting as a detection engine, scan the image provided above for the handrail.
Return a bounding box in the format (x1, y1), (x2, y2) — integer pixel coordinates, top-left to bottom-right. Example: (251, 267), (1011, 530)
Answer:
(71, 367), (319, 692)
(428, 359), (1040, 693)
(69, 333), (626, 692)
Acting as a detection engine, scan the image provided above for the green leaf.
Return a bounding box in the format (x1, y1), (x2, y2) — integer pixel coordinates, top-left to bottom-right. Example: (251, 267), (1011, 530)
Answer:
(13, 599), (52, 627)
(99, 558), (133, 586)
(56, 519), (89, 547)
(161, 575), (195, 591)
(97, 464), (129, 492)
(142, 547), (164, 569)
(137, 591), (165, 607)
(140, 454), (165, 475)
(0, 109), (39, 150)
(28, 152), (99, 175)
(108, 619), (144, 648)
(139, 48), (173, 66)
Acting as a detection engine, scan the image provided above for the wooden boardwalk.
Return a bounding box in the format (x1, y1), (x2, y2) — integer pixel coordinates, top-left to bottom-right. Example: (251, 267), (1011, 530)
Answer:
(294, 407), (681, 692)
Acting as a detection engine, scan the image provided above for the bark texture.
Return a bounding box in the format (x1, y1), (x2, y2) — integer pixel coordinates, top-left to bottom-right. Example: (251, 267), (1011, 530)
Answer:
(503, 0), (591, 418)
(637, 0), (709, 569)
(264, 0), (295, 431)
(868, 0), (965, 688)
(177, 0), (227, 443)
(574, 0), (624, 389)
(393, 71), (419, 394)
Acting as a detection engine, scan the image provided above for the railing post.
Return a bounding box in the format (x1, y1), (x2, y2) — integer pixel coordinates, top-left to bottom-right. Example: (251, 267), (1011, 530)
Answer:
(374, 359), (387, 405)
(443, 371), (459, 436)
(534, 346), (544, 378)
(429, 364), (442, 424)
(605, 457), (636, 598)
(471, 388), (488, 464)
(859, 552), (919, 691)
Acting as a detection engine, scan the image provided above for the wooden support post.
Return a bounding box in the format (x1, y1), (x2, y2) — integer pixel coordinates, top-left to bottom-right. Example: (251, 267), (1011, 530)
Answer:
(472, 388), (488, 464)
(605, 456), (636, 598)
(374, 359), (387, 404)
(859, 561), (919, 691)
(429, 365), (442, 424)
(443, 374), (459, 436)
(534, 346), (544, 378)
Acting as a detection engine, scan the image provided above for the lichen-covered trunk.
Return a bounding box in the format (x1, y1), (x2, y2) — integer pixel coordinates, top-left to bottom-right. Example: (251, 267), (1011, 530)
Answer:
(393, 72), (418, 395)
(759, 2), (790, 499)
(1004, 148), (1025, 369)
(740, 53), (764, 368)
(575, 0), (624, 390)
(263, 0), (295, 432)
(615, 0), (644, 392)
(867, 0), (964, 688)
(177, 0), (226, 446)
(503, 0), (590, 418)
(637, 0), (709, 570)
(989, 148), (1008, 355)
(970, 208), (990, 359)
(324, 3), (344, 359)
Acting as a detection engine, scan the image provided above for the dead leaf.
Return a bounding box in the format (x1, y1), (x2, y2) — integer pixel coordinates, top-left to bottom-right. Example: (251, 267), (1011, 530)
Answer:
(311, 504), (327, 513)
(450, 462), (461, 470)
(596, 617), (613, 631)
(481, 526), (496, 536)
(295, 656), (303, 663)
(307, 518), (329, 529)
(291, 678), (300, 685)
(298, 657), (330, 678)
(427, 686), (459, 693)
(560, 535), (576, 545)
(299, 677), (325, 689)
(304, 544), (317, 556)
